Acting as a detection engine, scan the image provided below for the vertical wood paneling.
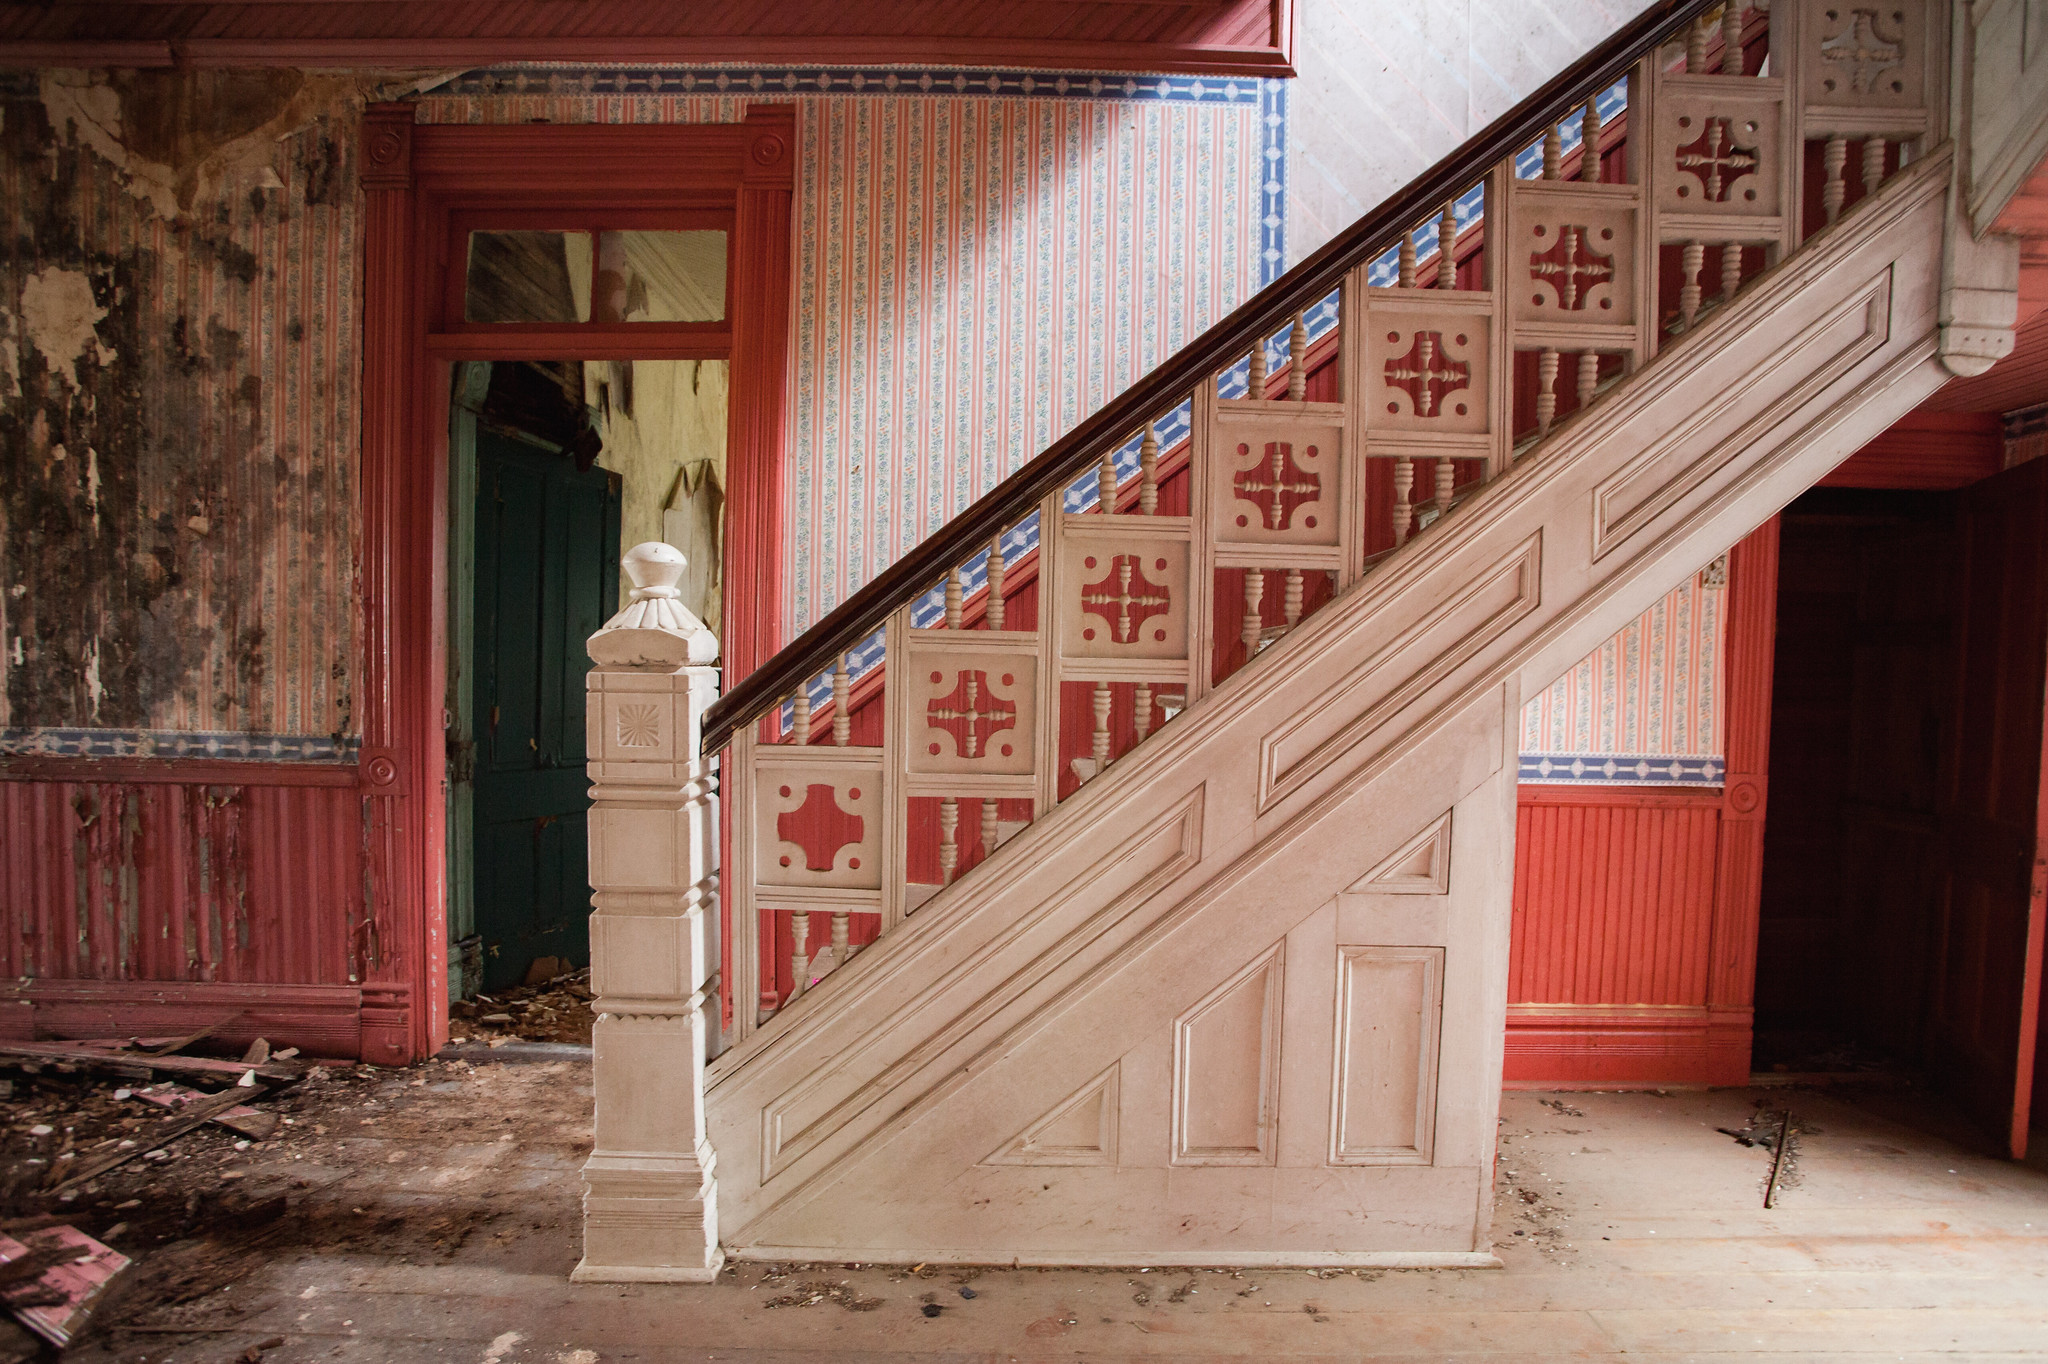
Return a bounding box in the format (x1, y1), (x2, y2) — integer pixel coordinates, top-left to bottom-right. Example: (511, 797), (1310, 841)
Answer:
(1509, 792), (1722, 1006)
(0, 775), (364, 986)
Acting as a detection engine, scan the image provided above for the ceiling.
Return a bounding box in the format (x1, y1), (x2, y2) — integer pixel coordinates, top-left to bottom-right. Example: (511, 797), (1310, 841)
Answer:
(0, 0), (1294, 74)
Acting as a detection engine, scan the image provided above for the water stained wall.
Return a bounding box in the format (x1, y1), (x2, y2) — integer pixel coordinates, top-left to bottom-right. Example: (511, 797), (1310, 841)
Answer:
(0, 69), (379, 745)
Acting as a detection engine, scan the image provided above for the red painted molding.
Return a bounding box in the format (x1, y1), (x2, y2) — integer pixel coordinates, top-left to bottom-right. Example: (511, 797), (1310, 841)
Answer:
(1708, 516), (1780, 1027)
(1516, 783), (1723, 809)
(0, 2), (1297, 75)
(0, 981), (365, 1059)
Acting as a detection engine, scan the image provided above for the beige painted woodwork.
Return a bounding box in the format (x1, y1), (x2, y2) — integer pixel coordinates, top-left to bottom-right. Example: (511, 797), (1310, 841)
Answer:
(586, 0), (1992, 1273)
(578, 544), (723, 1283)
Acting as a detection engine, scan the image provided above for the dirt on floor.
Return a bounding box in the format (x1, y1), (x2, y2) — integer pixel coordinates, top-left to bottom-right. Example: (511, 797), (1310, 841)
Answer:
(0, 1049), (590, 1361)
(447, 969), (596, 1046)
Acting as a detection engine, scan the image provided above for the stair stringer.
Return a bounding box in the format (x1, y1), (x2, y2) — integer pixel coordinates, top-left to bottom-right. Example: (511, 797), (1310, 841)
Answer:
(705, 146), (1956, 1264)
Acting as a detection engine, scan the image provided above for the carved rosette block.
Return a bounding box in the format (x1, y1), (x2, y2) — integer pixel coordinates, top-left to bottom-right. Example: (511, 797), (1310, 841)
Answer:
(1056, 518), (1194, 668)
(1652, 84), (1788, 227)
(1796, 0), (1927, 131)
(1363, 314), (1492, 436)
(755, 750), (884, 892)
(902, 635), (1040, 779)
(1206, 414), (1346, 546)
(578, 544), (724, 1283)
(1509, 197), (1640, 330)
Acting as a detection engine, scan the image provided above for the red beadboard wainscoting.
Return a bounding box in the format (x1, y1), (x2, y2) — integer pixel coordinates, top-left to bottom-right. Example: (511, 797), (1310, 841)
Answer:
(0, 757), (402, 1060)
(1504, 520), (1780, 1087)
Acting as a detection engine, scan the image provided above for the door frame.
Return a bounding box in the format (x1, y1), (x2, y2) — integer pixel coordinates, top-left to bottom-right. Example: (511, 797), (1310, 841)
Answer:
(358, 106), (795, 1060)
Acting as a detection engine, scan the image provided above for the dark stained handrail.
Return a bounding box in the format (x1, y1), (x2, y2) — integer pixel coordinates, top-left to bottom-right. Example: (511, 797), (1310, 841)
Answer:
(704, 0), (1717, 755)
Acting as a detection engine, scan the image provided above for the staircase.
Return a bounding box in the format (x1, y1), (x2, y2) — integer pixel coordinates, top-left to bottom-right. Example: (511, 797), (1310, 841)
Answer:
(586, 0), (1991, 1272)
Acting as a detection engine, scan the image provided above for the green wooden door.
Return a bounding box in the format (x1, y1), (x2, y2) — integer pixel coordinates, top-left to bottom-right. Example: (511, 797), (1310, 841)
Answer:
(471, 432), (621, 991)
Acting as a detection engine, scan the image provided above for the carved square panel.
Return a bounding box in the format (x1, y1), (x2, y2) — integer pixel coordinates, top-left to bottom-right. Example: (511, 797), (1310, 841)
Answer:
(903, 643), (1039, 776)
(1206, 417), (1346, 545)
(755, 756), (884, 890)
(1508, 195), (1639, 329)
(1057, 521), (1193, 661)
(1651, 88), (1785, 219)
(601, 690), (675, 763)
(1363, 315), (1491, 434)
(1801, 1), (1926, 112)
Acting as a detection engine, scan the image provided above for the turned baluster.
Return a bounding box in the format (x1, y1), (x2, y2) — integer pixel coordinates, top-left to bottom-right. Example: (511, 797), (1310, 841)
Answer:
(1091, 681), (1113, 777)
(1536, 349), (1560, 437)
(1243, 570), (1266, 655)
(985, 537), (1006, 631)
(1247, 332), (1267, 397)
(1138, 423), (1160, 515)
(1398, 229), (1418, 288)
(944, 567), (965, 629)
(1723, 4), (1746, 74)
(1687, 13), (1712, 73)
(938, 797), (960, 883)
(1678, 241), (1705, 331)
(1134, 682), (1154, 743)
(1823, 136), (1848, 224)
(831, 654), (851, 745)
(1392, 457), (1414, 544)
(1283, 569), (1304, 629)
(1287, 311), (1309, 400)
(831, 910), (850, 970)
(980, 797), (998, 860)
(1862, 137), (1886, 199)
(1577, 351), (1601, 410)
(1436, 202), (1459, 287)
(790, 688), (811, 746)
(1720, 242), (1744, 305)
(789, 911), (812, 998)
(1542, 123), (1562, 180)
(1097, 449), (1117, 512)
(1580, 100), (1603, 184)
(1434, 456), (1456, 516)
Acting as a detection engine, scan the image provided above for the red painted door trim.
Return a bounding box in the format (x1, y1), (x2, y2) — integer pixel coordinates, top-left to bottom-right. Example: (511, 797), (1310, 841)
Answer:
(1704, 516), (1781, 1082)
(357, 106), (795, 1061)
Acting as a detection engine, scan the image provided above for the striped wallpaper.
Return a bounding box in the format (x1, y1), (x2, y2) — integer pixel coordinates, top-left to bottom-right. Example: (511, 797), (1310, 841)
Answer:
(1518, 566), (1727, 786)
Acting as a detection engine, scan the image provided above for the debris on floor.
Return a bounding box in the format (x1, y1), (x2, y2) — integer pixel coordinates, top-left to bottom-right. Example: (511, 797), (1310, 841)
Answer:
(447, 967), (595, 1045)
(0, 1225), (129, 1348)
(1718, 1102), (1809, 1206)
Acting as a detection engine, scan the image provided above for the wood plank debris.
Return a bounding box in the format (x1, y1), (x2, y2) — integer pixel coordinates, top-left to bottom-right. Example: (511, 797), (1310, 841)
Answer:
(0, 1040), (302, 1087)
(50, 1086), (263, 1193)
(0, 1227), (130, 1348)
(131, 1083), (281, 1141)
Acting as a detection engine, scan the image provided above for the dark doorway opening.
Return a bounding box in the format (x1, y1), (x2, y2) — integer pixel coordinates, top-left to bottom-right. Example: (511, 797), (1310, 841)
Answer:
(1755, 487), (1957, 1077)
(1755, 467), (2048, 1158)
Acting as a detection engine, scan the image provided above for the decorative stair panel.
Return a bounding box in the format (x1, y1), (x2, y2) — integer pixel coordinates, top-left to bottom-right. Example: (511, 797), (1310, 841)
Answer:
(586, 0), (1984, 1269)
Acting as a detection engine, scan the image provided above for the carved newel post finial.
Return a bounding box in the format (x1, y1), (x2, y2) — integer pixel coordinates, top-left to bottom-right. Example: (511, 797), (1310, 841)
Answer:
(587, 543), (720, 668)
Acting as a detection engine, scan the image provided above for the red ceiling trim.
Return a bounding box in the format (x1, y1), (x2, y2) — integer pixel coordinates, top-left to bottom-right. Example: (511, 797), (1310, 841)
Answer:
(0, 2), (1296, 75)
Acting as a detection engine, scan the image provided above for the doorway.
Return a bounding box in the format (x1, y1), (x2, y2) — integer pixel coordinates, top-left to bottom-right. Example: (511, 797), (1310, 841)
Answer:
(1755, 466), (2048, 1157)
(447, 356), (729, 997)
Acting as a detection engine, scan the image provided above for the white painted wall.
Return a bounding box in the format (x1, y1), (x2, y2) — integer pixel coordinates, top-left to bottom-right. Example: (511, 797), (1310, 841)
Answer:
(1286, 0), (1661, 265)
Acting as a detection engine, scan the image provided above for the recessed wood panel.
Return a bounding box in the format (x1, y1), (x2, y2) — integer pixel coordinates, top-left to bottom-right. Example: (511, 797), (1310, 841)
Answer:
(1329, 946), (1442, 1164)
(1172, 944), (1284, 1166)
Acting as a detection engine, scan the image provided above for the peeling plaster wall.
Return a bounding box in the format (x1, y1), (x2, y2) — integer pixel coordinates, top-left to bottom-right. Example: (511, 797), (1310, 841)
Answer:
(0, 69), (372, 748)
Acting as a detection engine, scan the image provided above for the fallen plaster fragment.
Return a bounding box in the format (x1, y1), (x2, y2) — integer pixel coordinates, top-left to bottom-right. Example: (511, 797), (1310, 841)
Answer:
(481, 1330), (524, 1364)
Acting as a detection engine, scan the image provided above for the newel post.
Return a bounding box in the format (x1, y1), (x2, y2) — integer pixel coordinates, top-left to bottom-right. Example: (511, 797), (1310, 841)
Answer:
(574, 543), (725, 1283)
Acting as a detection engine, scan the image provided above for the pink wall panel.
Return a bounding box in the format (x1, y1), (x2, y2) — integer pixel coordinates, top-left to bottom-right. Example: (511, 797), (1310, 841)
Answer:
(0, 775), (365, 987)
(1509, 790), (1721, 1008)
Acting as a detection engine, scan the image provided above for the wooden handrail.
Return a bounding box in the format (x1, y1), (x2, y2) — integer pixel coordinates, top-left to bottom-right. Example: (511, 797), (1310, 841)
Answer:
(703, 0), (1716, 755)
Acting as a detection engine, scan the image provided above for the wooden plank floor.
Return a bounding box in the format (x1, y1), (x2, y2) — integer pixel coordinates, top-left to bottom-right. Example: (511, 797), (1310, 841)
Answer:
(70, 1063), (2048, 1362)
